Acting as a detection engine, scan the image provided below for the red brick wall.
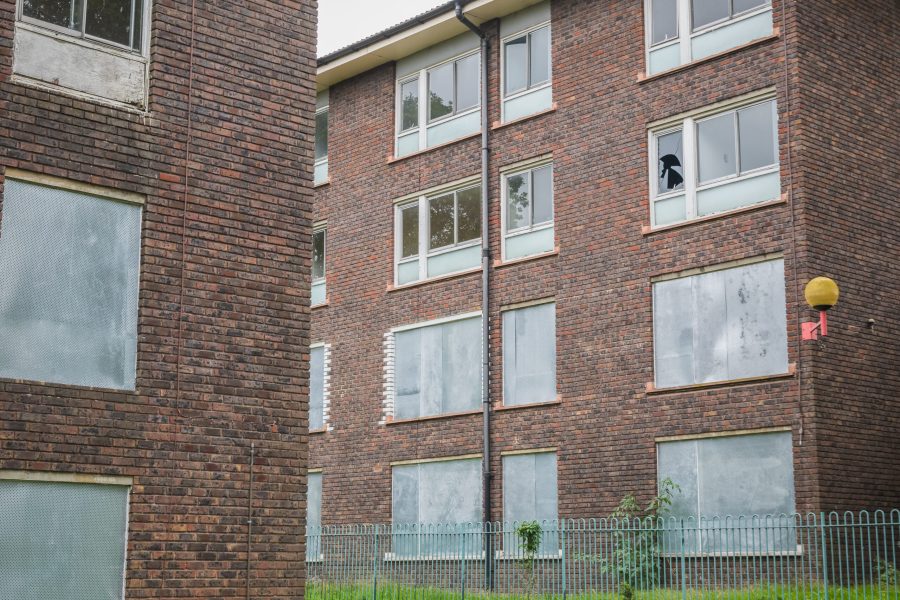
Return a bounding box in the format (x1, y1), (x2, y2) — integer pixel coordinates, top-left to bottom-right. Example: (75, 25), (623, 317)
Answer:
(306, 0), (891, 526)
(0, 1), (316, 598)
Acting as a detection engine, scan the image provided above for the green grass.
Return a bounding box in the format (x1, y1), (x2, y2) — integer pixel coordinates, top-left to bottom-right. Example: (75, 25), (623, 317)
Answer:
(306, 581), (900, 600)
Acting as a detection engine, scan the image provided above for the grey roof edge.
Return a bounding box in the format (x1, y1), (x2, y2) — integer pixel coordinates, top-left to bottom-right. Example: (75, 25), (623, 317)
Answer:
(317, 1), (457, 67)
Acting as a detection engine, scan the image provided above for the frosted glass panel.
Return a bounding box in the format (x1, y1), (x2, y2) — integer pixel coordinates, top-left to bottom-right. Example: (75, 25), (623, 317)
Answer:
(696, 171), (780, 216)
(505, 227), (554, 260)
(311, 281), (326, 306)
(503, 452), (558, 555)
(648, 43), (680, 74)
(397, 261), (419, 285)
(397, 132), (420, 157)
(503, 86), (552, 122)
(394, 316), (481, 419)
(503, 303), (556, 406)
(0, 180), (141, 390)
(691, 10), (773, 60)
(427, 110), (480, 147)
(314, 160), (329, 185)
(0, 479), (128, 600)
(654, 260), (787, 388)
(427, 244), (480, 278)
(309, 346), (324, 430)
(653, 194), (687, 226)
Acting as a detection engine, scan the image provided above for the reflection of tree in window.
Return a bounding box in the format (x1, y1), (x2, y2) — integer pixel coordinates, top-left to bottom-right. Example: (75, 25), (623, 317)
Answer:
(429, 194), (455, 249)
(428, 63), (454, 121)
(456, 187), (481, 243)
(506, 173), (530, 230)
(312, 230), (325, 280)
(23, 0), (83, 30)
(657, 131), (684, 192)
(401, 205), (419, 258)
(315, 110), (328, 161)
(85, 0), (138, 47)
(400, 80), (419, 131)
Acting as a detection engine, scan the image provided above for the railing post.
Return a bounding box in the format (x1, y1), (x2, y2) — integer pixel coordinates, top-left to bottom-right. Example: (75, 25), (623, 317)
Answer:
(680, 520), (687, 600)
(461, 528), (467, 600)
(561, 520), (567, 600)
(373, 525), (379, 600)
(819, 513), (829, 599)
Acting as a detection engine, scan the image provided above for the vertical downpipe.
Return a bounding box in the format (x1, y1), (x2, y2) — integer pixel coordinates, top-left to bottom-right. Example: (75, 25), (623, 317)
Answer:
(454, 0), (492, 590)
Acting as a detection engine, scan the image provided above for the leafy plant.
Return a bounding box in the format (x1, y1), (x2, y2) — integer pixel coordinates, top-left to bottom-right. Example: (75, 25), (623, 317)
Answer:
(877, 559), (897, 586)
(515, 520), (543, 597)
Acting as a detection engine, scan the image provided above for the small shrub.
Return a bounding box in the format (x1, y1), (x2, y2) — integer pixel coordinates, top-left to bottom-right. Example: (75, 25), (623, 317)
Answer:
(515, 520), (542, 597)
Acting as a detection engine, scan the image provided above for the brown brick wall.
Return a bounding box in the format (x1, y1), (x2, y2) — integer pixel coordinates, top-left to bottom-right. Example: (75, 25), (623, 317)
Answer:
(305, 0), (895, 527)
(0, 0), (316, 598)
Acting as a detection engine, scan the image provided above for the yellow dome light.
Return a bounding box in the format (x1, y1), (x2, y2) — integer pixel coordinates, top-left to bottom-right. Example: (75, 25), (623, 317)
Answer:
(804, 277), (840, 311)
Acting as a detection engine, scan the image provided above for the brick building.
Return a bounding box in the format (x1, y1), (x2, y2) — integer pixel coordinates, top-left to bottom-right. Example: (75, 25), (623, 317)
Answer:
(307, 0), (899, 537)
(0, 1), (315, 598)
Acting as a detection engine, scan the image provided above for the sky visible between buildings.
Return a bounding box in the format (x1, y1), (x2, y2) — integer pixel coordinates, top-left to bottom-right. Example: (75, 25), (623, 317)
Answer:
(318, 0), (447, 57)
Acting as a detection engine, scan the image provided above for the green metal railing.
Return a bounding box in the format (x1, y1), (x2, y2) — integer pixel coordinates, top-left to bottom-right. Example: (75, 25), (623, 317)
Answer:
(306, 510), (899, 599)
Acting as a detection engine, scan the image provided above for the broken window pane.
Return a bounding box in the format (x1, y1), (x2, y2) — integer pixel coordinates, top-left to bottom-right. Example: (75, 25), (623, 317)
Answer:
(315, 110), (328, 162)
(428, 193), (455, 250)
(506, 172), (530, 231)
(84, 0), (137, 47)
(504, 36), (528, 95)
(532, 165), (554, 225)
(657, 130), (685, 193)
(456, 186), (481, 243)
(503, 303), (556, 405)
(692, 0), (730, 30)
(697, 112), (736, 183)
(738, 101), (776, 173)
(529, 26), (551, 87)
(401, 204), (419, 258)
(23, 0), (83, 31)
(310, 346), (324, 430)
(651, 0), (678, 45)
(455, 54), (480, 112)
(312, 229), (325, 280)
(400, 79), (419, 131)
(428, 62), (454, 121)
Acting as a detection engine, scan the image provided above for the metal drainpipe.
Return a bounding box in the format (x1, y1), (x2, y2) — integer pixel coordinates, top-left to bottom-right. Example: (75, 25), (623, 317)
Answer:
(455, 0), (493, 589)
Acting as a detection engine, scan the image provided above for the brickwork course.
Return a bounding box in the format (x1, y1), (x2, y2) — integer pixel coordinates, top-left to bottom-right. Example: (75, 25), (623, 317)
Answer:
(309, 0), (899, 527)
(0, 0), (317, 598)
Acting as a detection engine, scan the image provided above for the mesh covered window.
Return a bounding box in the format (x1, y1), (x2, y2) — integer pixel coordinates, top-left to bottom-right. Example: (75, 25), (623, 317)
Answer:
(502, 302), (556, 405)
(306, 472), (322, 559)
(310, 346), (324, 430)
(0, 477), (129, 600)
(391, 458), (482, 557)
(657, 431), (796, 552)
(394, 316), (481, 420)
(652, 259), (787, 388)
(0, 180), (141, 390)
(502, 452), (558, 555)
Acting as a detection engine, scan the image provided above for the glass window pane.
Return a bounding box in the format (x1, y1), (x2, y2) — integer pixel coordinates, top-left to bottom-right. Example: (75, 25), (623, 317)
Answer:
(401, 204), (419, 258)
(737, 101), (776, 173)
(529, 26), (551, 87)
(312, 229), (325, 280)
(506, 172), (530, 231)
(309, 346), (324, 430)
(315, 110), (328, 161)
(657, 130), (685, 193)
(697, 112), (737, 183)
(23, 0), (83, 31)
(650, 0), (679, 45)
(532, 165), (553, 225)
(504, 36), (528, 95)
(400, 79), (419, 131)
(692, 0), (729, 30)
(84, 0), (135, 46)
(455, 54), (480, 112)
(733, 0), (769, 14)
(427, 62), (454, 121)
(130, 0), (141, 50)
(456, 187), (481, 243)
(428, 194), (455, 250)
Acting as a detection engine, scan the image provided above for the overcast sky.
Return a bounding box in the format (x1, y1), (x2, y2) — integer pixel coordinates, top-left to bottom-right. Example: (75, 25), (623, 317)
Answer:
(318, 0), (447, 56)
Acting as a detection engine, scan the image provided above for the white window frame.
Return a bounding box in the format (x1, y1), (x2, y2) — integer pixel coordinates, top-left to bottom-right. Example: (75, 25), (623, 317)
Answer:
(393, 179), (482, 286)
(16, 0), (151, 55)
(500, 21), (552, 119)
(500, 157), (554, 262)
(314, 106), (329, 171)
(648, 95), (778, 227)
(394, 49), (482, 155)
(312, 223), (326, 305)
(643, 0), (772, 71)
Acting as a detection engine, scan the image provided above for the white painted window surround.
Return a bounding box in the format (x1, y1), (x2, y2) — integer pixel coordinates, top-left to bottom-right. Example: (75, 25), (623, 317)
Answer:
(309, 344), (332, 431)
(501, 158), (555, 261)
(12, 0), (151, 107)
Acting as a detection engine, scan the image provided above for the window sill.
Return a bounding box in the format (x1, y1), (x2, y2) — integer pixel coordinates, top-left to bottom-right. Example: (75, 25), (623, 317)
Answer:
(495, 396), (562, 411)
(645, 364), (796, 395)
(642, 195), (786, 235)
(491, 103), (558, 131)
(383, 552), (485, 563)
(662, 545), (803, 559)
(385, 409), (483, 425)
(386, 267), (481, 293)
(388, 132), (481, 164)
(310, 428), (328, 435)
(638, 31), (779, 83)
(495, 550), (562, 561)
(314, 178), (331, 188)
(494, 248), (559, 269)
(0, 376), (138, 395)
(311, 301), (330, 310)
(16, 20), (148, 62)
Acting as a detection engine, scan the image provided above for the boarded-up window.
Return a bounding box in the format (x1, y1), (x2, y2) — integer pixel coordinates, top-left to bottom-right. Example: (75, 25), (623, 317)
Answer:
(391, 458), (482, 557)
(503, 303), (556, 405)
(502, 452), (558, 555)
(652, 259), (788, 388)
(657, 431), (796, 552)
(306, 472), (322, 559)
(0, 477), (129, 599)
(0, 180), (141, 390)
(310, 346), (325, 430)
(394, 316), (481, 419)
